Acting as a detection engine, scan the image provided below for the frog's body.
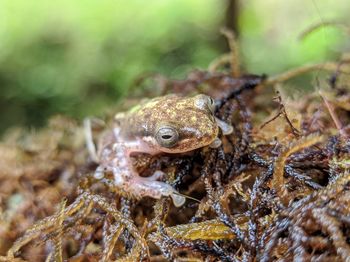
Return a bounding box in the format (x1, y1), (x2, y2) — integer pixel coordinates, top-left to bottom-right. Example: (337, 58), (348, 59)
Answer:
(94, 94), (232, 207)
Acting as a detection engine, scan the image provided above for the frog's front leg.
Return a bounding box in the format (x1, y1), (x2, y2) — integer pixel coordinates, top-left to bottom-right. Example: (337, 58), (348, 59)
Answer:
(98, 141), (185, 207)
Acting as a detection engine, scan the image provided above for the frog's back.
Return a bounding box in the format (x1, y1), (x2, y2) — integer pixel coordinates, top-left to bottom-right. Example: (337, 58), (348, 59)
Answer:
(119, 95), (182, 139)
(117, 94), (218, 152)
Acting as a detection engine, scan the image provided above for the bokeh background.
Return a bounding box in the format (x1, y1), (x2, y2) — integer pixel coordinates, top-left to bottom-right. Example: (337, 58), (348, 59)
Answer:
(0, 0), (349, 135)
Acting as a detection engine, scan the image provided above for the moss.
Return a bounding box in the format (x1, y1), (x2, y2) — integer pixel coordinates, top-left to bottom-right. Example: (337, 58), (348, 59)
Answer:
(1, 36), (350, 261)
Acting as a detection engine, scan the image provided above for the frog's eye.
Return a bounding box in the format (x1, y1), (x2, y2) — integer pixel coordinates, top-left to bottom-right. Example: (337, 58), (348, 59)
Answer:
(195, 95), (216, 113)
(208, 97), (216, 113)
(156, 126), (179, 148)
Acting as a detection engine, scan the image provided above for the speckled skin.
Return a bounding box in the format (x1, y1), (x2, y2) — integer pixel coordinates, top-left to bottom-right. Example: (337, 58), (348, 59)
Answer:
(95, 94), (221, 207)
(117, 94), (219, 153)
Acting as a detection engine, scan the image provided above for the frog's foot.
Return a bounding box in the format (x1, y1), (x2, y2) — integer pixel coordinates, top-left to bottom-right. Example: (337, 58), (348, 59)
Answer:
(84, 118), (99, 163)
(132, 176), (185, 207)
(144, 170), (165, 181)
(94, 166), (105, 180)
(215, 117), (233, 135)
(209, 138), (222, 148)
(114, 171), (185, 207)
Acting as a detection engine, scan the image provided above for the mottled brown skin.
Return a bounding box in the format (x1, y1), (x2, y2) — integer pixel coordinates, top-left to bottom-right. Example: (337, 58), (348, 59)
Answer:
(96, 94), (221, 207)
(117, 94), (219, 153)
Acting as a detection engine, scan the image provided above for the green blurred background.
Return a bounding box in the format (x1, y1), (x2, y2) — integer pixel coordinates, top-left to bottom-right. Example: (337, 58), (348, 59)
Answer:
(0, 0), (349, 135)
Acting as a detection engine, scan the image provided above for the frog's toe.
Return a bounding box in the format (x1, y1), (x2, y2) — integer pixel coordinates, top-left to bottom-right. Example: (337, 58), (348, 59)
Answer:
(94, 166), (105, 179)
(157, 184), (186, 207)
(156, 182), (175, 196)
(215, 117), (233, 135)
(139, 179), (185, 206)
(170, 193), (186, 207)
(146, 170), (165, 181)
(209, 138), (222, 148)
(127, 175), (185, 206)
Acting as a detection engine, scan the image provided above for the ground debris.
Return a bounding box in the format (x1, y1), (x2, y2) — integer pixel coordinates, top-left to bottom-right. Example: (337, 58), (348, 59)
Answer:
(1, 40), (350, 261)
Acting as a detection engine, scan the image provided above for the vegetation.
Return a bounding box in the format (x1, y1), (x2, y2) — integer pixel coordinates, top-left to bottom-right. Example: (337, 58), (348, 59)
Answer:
(0, 0), (348, 134)
(1, 1), (350, 261)
(0, 28), (350, 260)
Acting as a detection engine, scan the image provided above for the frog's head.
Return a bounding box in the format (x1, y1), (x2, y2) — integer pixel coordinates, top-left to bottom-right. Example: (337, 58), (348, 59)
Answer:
(149, 94), (219, 153)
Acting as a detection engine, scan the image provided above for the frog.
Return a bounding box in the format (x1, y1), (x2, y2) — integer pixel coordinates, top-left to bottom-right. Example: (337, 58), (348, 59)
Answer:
(86, 94), (233, 207)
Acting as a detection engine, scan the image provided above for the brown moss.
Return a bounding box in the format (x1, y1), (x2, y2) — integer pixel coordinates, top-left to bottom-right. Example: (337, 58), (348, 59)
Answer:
(1, 31), (350, 261)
